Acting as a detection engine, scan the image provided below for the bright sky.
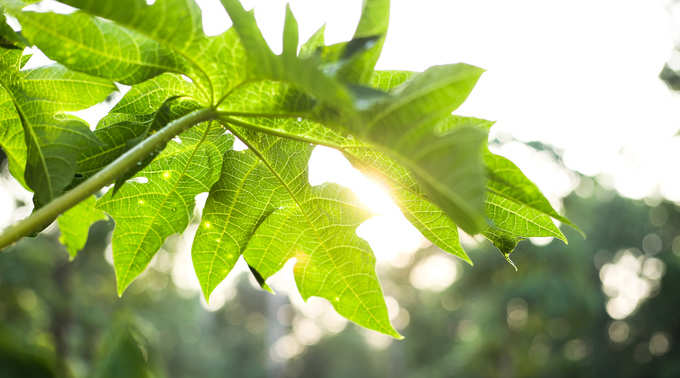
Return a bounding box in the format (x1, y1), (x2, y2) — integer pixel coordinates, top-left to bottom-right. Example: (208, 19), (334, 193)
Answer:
(196, 0), (680, 202)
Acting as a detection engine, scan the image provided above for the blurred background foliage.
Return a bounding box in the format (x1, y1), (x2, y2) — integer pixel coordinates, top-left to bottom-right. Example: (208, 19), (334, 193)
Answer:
(1, 163), (679, 377)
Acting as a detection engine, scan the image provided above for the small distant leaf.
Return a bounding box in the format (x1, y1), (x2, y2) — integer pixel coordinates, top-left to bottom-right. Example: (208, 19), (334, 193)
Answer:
(91, 319), (157, 378)
(58, 195), (107, 259)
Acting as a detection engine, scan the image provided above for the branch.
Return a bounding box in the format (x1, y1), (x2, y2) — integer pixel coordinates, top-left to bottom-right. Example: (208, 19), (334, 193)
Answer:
(0, 107), (218, 251)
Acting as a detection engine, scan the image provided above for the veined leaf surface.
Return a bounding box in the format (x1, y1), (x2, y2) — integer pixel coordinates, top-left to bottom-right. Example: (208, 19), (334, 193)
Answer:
(0, 0), (579, 337)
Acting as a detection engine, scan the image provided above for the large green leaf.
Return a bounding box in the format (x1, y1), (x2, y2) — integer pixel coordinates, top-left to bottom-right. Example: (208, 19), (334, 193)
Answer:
(354, 64), (488, 234)
(9, 8), (187, 85)
(0, 0), (579, 338)
(220, 115), (478, 264)
(191, 147), (291, 300)
(219, 127), (398, 337)
(0, 47), (115, 206)
(98, 123), (232, 294)
(367, 69), (574, 259)
(244, 182), (399, 338)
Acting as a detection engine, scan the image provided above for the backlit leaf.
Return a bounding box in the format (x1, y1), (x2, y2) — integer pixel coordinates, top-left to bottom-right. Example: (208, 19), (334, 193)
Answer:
(97, 123), (232, 294)
(57, 195), (107, 259)
(0, 0), (579, 337)
(0, 46), (115, 206)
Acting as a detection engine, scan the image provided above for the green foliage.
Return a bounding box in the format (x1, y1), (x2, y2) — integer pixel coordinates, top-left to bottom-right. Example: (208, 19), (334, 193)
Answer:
(91, 318), (160, 378)
(0, 327), (57, 378)
(57, 195), (107, 259)
(98, 123), (231, 295)
(0, 43), (114, 205)
(0, 0), (575, 336)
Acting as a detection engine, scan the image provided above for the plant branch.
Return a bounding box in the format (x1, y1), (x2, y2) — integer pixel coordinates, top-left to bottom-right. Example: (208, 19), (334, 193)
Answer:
(0, 107), (218, 251)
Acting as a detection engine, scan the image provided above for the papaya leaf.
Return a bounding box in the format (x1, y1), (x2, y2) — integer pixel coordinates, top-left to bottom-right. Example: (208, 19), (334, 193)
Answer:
(244, 181), (400, 338)
(222, 127), (398, 338)
(0, 46), (115, 206)
(368, 69), (575, 260)
(192, 147), (290, 300)
(0, 0), (580, 338)
(57, 195), (107, 259)
(353, 64), (488, 234)
(97, 123), (232, 295)
(484, 150), (578, 231)
(8, 7), (187, 85)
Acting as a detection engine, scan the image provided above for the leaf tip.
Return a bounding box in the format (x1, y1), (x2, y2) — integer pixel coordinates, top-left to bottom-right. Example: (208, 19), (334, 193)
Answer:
(451, 249), (474, 266)
(201, 287), (213, 304)
(248, 264), (275, 293)
(116, 277), (132, 298)
(570, 224), (586, 239)
(503, 253), (518, 272)
(381, 322), (403, 339)
(261, 283), (275, 295)
(463, 256), (474, 267)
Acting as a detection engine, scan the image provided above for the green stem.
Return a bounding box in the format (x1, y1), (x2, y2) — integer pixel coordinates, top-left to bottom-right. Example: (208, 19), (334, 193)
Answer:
(219, 115), (345, 150)
(0, 107), (217, 251)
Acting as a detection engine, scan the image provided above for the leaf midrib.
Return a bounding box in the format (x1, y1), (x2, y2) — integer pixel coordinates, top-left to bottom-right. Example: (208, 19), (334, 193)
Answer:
(486, 196), (565, 240)
(201, 157), (260, 295)
(487, 185), (559, 221)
